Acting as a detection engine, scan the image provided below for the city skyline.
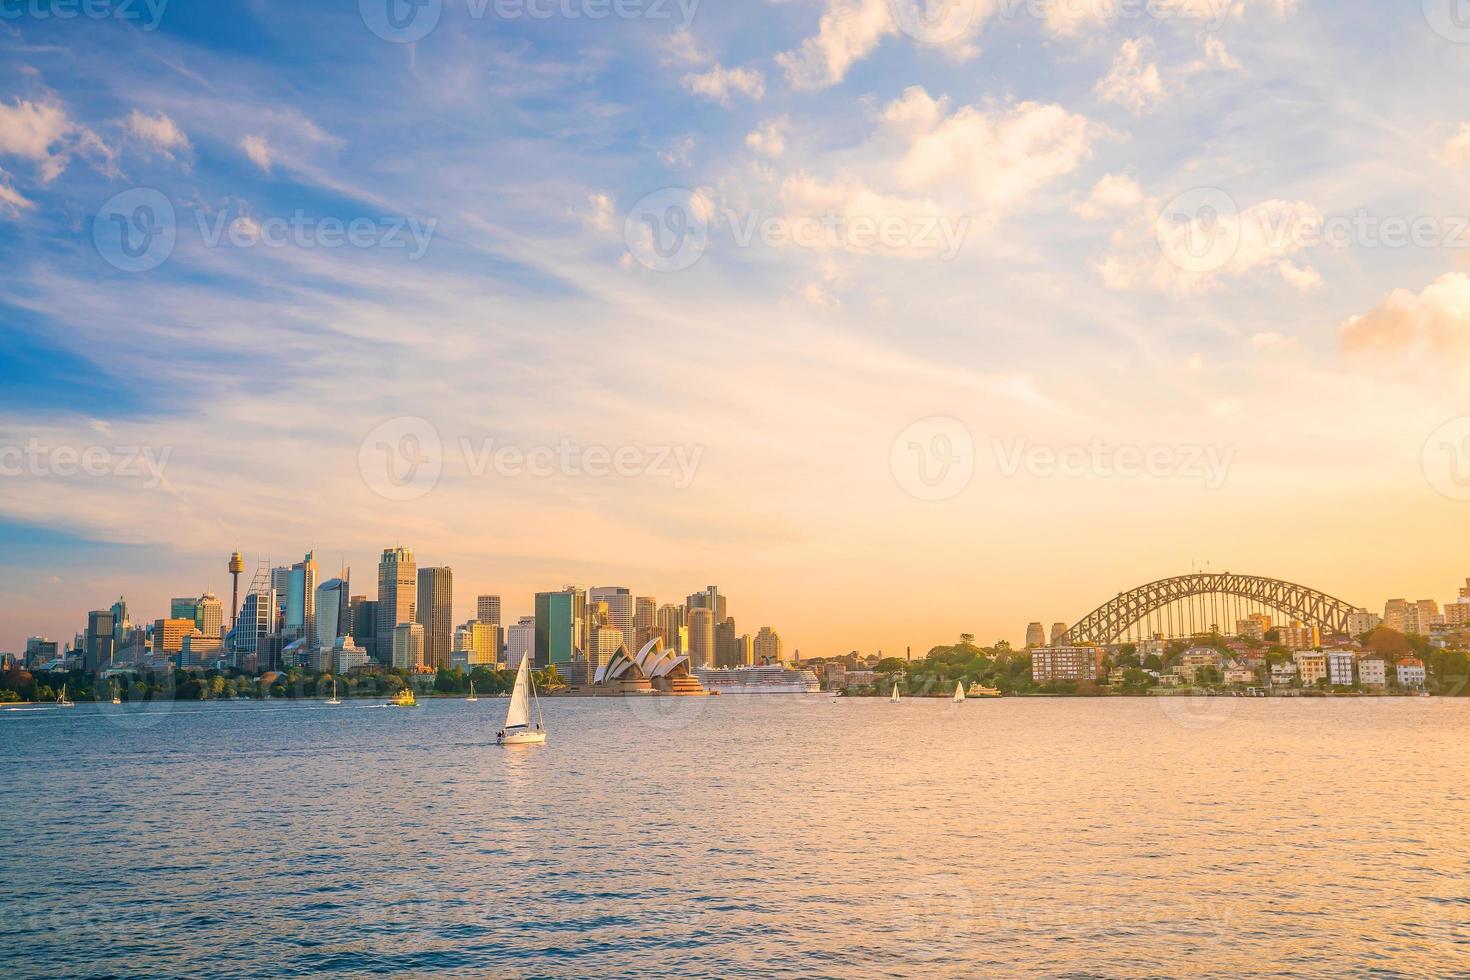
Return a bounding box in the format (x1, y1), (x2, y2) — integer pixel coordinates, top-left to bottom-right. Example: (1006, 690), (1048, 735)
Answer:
(5, 4), (1470, 658)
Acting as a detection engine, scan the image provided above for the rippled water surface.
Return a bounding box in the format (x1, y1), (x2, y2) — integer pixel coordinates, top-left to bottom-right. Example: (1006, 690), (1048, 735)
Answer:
(3, 695), (1467, 977)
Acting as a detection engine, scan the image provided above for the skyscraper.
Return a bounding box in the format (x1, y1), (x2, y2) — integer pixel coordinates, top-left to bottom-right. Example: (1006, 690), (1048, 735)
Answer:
(753, 626), (783, 663)
(234, 588), (276, 670)
(589, 586), (634, 658)
(506, 616), (535, 669)
(196, 593), (224, 639)
(376, 547), (416, 666)
(535, 591), (576, 670)
(416, 566), (453, 670)
(84, 610), (115, 672)
(476, 595), (502, 627)
(715, 616), (740, 667)
(657, 603), (685, 651)
(351, 597), (376, 659)
(315, 575), (351, 651)
(392, 622), (425, 670)
(634, 596), (658, 650)
(109, 596), (130, 642)
(686, 586), (727, 624)
(687, 607), (714, 670)
(285, 551), (319, 642)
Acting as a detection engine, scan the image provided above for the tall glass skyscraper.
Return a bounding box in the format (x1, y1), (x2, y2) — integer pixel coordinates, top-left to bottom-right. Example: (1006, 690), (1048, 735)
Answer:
(416, 566), (453, 670)
(376, 547), (416, 666)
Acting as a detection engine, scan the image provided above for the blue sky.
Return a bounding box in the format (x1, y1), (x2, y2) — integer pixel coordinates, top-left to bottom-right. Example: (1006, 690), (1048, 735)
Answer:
(4, 0), (1470, 654)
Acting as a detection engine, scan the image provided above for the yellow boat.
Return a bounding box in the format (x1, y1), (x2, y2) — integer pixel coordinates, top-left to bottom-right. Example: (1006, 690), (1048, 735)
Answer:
(966, 682), (1002, 698)
(388, 687), (418, 708)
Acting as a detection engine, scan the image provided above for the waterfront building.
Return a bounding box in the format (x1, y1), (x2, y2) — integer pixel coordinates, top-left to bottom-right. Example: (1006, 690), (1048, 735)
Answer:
(476, 595), (502, 627)
(589, 586), (635, 657)
(333, 635), (369, 674)
(535, 591), (577, 670)
(84, 611), (115, 672)
(1325, 650), (1356, 687)
(1025, 623), (1046, 648)
(376, 547), (416, 666)
(392, 622), (425, 670)
(506, 616), (535, 669)
(1294, 652), (1328, 686)
(1396, 658), (1426, 689)
(753, 626), (783, 664)
(315, 576), (351, 652)
(416, 566), (453, 670)
(1224, 665), (1257, 685)
(1270, 660), (1298, 686)
(1031, 646), (1103, 684)
(1357, 657), (1388, 689)
(687, 607), (715, 670)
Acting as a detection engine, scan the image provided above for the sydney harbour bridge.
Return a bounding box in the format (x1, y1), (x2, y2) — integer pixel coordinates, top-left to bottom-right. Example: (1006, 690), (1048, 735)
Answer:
(1061, 572), (1361, 647)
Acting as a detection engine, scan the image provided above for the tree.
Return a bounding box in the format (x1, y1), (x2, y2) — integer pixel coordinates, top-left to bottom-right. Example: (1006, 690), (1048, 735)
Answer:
(1366, 627), (1411, 659)
(875, 657), (908, 675)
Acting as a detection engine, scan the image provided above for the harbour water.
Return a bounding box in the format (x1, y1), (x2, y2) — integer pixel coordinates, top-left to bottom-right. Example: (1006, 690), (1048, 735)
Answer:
(3, 695), (1466, 977)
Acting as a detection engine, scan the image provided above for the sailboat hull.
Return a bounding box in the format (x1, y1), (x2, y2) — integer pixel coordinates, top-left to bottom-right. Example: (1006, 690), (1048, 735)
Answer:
(499, 730), (547, 745)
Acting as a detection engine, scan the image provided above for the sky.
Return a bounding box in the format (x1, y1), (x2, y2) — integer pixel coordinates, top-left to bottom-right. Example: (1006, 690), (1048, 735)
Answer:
(3, 0), (1470, 656)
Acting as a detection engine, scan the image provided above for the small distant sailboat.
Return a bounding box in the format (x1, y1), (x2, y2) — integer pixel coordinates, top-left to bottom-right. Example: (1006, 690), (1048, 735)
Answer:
(111, 682), (121, 705)
(57, 685), (75, 708)
(466, 680), (478, 703)
(326, 679), (342, 705)
(890, 682), (901, 704)
(953, 681), (965, 703)
(497, 655), (546, 745)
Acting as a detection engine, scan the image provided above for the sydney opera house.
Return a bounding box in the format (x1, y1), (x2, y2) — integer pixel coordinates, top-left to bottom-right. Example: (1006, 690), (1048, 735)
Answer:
(591, 639), (706, 695)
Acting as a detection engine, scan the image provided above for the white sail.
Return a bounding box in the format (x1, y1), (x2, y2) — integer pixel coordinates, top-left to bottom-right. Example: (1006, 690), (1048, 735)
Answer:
(505, 656), (533, 730)
(954, 681), (965, 702)
(890, 682), (901, 703)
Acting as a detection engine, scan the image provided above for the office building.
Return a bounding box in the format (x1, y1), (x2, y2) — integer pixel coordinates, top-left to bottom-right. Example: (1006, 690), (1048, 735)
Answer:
(687, 607), (714, 670)
(153, 618), (199, 655)
(634, 596), (658, 649)
(109, 597), (130, 641)
(195, 593), (224, 639)
(284, 551), (318, 642)
(506, 616), (535, 669)
(589, 586), (635, 657)
(715, 616), (740, 667)
(476, 595), (502, 627)
(25, 636), (58, 667)
(686, 586), (727, 624)
(535, 590), (577, 670)
(316, 575), (351, 651)
(657, 604), (684, 650)
(233, 588), (275, 669)
(415, 566), (453, 670)
(392, 622), (425, 670)
(753, 626), (783, 664)
(84, 611), (115, 672)
(376, 547), (416, 666)
(332, 635), (369, 674)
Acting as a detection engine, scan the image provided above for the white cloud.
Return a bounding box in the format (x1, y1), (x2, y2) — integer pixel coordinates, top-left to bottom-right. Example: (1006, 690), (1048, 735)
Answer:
(1074, 174), (1142, 220)
(884, 88), (1095, 216)
(1095, 38), (1166, 116)
(125, 109), (190, 157)
(1341, 273), (1470, 362)
(746, 117), (791, 158)
(240, 134), (273, 171)
(584, 192), (615, 231)
(658, 29), (709, 67)
(682, 65), (766, 105)
(0, 97), (112, 182)
(0, 174), (34, 218)
(659, 135), (696, 168)
(1249, 331), (1300, 351)
(777, 0), (992, 91)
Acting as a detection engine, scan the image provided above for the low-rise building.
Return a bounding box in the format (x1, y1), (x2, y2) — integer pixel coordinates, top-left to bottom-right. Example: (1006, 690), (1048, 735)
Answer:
(1279, 622), (1320, 651)
(1325, 650), (1356, 687)
(1294, 652), (1328, 686)
(1224, 665), (1257, 685)
(1397, 657), (1427, 689)
(1270, 661), (1298, 686)
(1357, 657), (1388, 689)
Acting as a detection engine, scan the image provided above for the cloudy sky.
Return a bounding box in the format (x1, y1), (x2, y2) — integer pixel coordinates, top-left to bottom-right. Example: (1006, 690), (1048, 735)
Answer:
(3, 0), (1470, 656)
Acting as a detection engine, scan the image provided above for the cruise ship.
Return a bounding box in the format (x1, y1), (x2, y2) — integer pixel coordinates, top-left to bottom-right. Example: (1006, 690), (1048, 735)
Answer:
(694, 664), (822, 695)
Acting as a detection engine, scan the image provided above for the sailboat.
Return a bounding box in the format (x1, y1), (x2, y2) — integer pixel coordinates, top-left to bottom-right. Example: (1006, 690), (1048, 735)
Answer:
(57, 684), (75, 708)
(953, 681), (965, 703)
(466, 680), (478, 703)
(497, 655), (546, 745)
(111, 682), (121, 705)
(890, 682), (901, 704)
(326, 679), (342, 705)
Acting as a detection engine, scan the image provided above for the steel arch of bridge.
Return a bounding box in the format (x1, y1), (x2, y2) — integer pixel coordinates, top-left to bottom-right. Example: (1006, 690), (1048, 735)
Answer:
(1062, 573), (1360, 647)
